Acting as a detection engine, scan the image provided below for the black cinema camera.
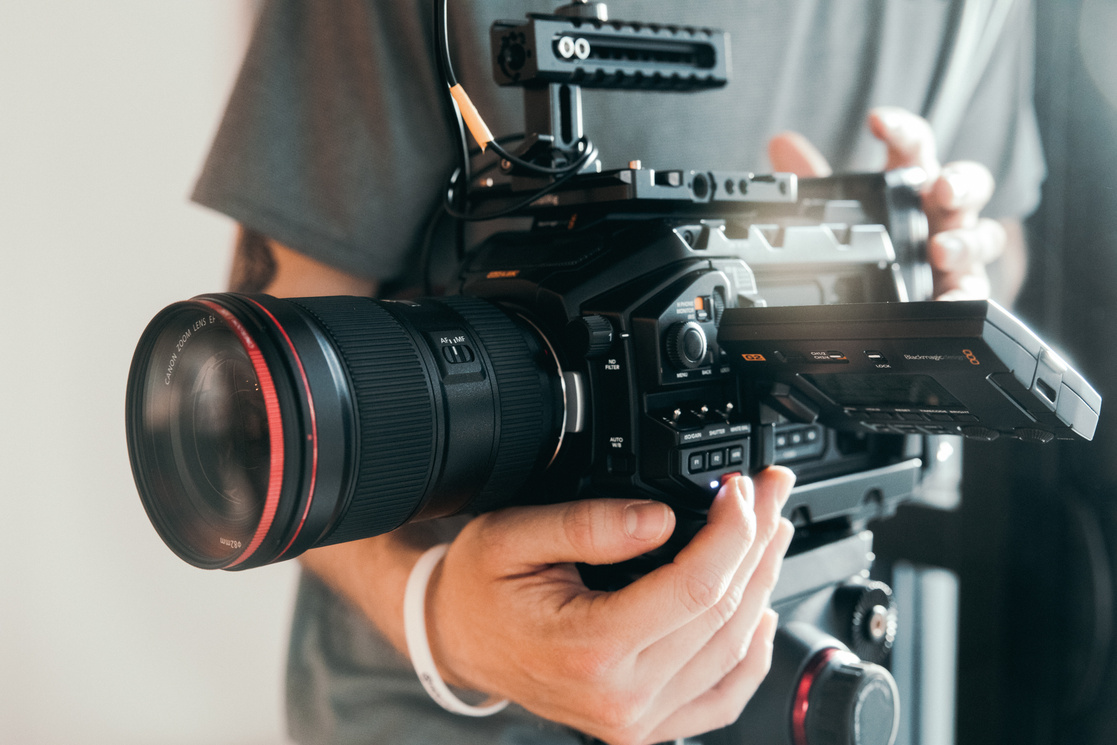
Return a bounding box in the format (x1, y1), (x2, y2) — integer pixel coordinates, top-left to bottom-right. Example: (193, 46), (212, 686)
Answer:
(125, 4), (1101, 745)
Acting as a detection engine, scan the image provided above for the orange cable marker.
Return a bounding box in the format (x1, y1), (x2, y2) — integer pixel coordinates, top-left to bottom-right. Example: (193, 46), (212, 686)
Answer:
(449, 84), (494, 152)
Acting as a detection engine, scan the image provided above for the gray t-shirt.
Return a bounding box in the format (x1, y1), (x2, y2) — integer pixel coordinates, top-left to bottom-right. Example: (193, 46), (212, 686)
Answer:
(193, 2), (1044, 743)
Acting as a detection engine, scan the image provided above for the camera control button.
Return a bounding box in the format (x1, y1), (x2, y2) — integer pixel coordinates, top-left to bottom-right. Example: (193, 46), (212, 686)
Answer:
(666, 321), (708, 370)
(708, 449), (725, 468)
(688, 452), (706, 473)
(728, 445), (745, 465)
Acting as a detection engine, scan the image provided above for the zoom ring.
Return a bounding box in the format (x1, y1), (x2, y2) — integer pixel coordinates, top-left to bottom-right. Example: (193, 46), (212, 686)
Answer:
(292, 296), (437, 541)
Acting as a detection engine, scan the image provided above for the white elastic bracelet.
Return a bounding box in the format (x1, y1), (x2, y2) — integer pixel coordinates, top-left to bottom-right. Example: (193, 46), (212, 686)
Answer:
(403, 543), (510, 717)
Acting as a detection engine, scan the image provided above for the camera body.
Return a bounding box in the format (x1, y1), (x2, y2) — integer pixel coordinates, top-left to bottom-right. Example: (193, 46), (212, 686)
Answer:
(457, 167), (927, 529)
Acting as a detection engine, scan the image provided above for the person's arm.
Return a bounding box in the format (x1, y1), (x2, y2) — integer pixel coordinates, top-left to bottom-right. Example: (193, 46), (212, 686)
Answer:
(229, 232), (798, 745)
(768, 106), (1025, 303)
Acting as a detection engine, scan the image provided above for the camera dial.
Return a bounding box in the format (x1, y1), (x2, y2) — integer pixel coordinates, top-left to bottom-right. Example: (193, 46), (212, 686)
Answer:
(666, 320), (708, 369)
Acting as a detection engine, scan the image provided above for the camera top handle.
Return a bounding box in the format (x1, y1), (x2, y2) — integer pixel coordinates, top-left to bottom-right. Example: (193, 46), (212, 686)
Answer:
(489, 3), (730, 178)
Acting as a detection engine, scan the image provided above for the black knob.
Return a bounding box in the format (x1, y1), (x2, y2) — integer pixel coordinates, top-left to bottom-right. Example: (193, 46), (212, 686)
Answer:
(666, 321), (708, 369)
(567, 315), (614, 359)
(1014, 426), (1055, 443)
(795, 648), (900, 745)
(962, 425), (999, 441)
(832, 580), (897, 663)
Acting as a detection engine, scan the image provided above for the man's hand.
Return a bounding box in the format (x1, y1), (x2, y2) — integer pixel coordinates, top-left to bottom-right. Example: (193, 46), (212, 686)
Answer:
(768, 106), (1018, 301)
(427, 468), (796, 745)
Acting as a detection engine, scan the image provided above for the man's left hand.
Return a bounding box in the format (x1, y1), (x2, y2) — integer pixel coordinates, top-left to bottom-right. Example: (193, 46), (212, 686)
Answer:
(768, 106), (1015, 301)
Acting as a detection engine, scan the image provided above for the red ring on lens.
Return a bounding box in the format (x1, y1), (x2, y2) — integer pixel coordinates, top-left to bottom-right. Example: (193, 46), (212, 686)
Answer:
(792, 647), (842, 745)
(244, 297), (319, 562)
(199, 300), (285, 567)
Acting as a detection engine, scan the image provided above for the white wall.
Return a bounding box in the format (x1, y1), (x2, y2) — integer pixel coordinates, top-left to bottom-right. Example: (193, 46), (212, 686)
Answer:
(0, 3), (298, 743)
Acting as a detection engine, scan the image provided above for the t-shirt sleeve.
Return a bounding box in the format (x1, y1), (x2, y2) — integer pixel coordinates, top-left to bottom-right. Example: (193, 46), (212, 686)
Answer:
(192, 0), (456, 282)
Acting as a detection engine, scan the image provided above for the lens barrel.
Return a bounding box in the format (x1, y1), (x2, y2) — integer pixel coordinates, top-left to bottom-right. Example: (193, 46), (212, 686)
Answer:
(126, 293), (564, 570)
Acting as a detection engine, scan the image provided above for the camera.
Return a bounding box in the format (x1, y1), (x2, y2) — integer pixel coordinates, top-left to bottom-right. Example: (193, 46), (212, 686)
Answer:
(125, 4), (1100, 744)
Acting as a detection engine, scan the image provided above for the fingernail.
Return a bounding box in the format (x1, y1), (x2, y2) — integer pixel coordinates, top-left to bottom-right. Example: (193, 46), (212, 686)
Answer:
(875, 108), (903, 134)
(765, 608), (780, 639)
(944, 171), (970, 209)
(935, 234), (964, 266)
(625, 501), (668, 541)
(736, 475), (755, 509)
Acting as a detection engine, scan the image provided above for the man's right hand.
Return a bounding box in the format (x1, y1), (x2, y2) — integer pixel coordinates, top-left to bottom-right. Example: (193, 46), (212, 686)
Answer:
(427, 468), (795, 745)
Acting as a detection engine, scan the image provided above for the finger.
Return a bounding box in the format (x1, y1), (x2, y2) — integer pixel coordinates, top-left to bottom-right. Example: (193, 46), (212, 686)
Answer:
(929, 219), (1007, 274)
(928, 161), (996, 214)
(768, 131), (833, 177)
(646, 608), (781, 744)
(472, 498), (676, 574)
(639, 517), (793, 715)
(934, 265), (992, 301)
(634, 470), (793, 678)
(867, 106), (940, 177)
(596, 476), (760, 650)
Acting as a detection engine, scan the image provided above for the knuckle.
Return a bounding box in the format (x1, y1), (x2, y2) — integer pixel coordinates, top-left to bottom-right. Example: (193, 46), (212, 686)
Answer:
(588, 691), (645, 735)
(561, 635), (628, 685)
(754, 509), (781, 548)
(679, 565), (727, 615)
(708, 583), (744, 630)
(562, 500), (599, 557)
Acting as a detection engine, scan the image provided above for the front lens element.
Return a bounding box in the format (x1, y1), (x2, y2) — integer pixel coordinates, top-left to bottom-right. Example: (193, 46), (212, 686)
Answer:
(129, 303), (282, 567)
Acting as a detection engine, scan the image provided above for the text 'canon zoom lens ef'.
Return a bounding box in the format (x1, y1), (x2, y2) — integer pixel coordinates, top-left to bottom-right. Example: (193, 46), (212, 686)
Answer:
(125, 293), (565, 570)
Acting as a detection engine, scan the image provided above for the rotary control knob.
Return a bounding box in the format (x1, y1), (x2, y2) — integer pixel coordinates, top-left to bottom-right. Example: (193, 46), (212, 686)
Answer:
(665, 321), (708, 369)
(1014, 426), (1055, 444)
(709, 622), (900, 745)
(832, 580), (897, 663)
(567, 315), (614, 359)
(794, 648), (900, 745)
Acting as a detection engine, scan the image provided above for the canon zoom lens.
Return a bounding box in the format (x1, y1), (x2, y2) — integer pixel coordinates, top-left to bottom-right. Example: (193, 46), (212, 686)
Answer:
(126, 293), (566, 570)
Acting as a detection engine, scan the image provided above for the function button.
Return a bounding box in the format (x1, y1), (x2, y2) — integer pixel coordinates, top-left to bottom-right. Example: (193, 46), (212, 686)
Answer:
(808, 350), (849, 363)
(896, 411), (926, 422)
(804, 428), (820, 442)
(695, 296), (711, 322)
(789, 431), (804, 446)
(864, 350), (889, 365)
(926, 413), (955, 423)
(688, 452), (707, 473)
(866, 410), (895, 422)
(720, 471), (743, 487)
(708, 449), (726, 468)
(728, 445), (745, 465)
(953, 414), (980, 423)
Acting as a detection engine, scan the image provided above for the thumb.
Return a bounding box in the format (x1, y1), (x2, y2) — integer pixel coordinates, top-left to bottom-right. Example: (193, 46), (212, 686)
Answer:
(768, 131), (833, 177)
(479, 499), (676, 571)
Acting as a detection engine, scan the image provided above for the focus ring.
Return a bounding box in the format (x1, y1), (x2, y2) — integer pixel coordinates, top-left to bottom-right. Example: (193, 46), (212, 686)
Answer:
(291, 296), (437, 541)
(439, 296), (551, 513)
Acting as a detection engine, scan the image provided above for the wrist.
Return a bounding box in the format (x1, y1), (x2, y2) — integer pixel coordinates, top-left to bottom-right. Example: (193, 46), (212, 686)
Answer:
(404, 544), (509, 716)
